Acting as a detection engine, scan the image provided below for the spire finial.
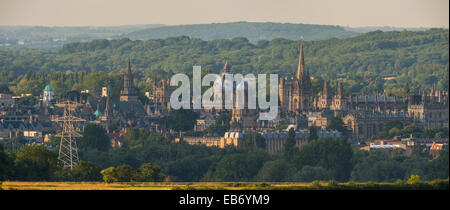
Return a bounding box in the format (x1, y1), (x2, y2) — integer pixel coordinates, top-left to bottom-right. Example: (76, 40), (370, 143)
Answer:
(296, 42), (305, 80)
(127, 56), (131, 74)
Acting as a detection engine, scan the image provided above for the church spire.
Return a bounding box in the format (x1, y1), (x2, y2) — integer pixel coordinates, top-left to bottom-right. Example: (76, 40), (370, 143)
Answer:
(296, 42), (305, 80)
(120, 56), (138, 102)
(127, 56), (132, 75)
(323, 81), (328, 96)
(223, 61), (230, 74)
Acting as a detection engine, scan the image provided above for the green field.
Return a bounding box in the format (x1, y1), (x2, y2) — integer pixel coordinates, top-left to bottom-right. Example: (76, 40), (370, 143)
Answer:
(1, 180), (448, 190)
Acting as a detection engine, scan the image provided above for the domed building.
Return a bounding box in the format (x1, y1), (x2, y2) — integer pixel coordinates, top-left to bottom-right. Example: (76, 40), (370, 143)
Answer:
(43, 84), (54, 106)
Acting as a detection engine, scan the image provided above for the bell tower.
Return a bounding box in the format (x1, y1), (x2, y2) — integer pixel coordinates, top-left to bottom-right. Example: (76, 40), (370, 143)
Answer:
(120, 57), (138, 102)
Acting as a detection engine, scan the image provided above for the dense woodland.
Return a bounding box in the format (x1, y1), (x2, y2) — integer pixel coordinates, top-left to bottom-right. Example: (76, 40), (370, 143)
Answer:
(0, 29), (448, 98)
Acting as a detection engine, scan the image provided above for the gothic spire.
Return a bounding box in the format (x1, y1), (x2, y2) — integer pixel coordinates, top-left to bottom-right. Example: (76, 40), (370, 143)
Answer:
(296, 42), (305, 80)
(223, 61), (230, 74)
(127, 56), (132, 75)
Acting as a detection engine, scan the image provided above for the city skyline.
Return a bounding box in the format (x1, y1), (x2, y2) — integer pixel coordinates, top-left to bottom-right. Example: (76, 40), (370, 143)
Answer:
(0, 0), (448, 28)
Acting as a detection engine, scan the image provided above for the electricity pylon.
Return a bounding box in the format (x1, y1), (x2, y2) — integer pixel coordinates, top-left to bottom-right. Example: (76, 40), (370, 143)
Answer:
(52, 100), (85, 169)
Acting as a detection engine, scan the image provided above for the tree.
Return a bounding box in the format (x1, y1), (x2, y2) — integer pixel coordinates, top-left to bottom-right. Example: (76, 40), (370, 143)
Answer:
(284, 128), (297, 161)
(0, 145), (14, 180)
(295, 166), (330, 182)
(351, 151), (406, 182)
(159, 109), (199, 131)
(16, 96), (37, 107)
(411, 144), (430, 159)
(256, 159), (294, 182)
(388, 127), (401, 137)
(427, 147), (449, 179)
(241, 133), (266, 150)
(308, 126), (318, 142)
(4, 136), (27, 152)
(101, 167), (118, 183)
(115, 164), (136, 182)
(13, 145), (58, 181)
(327, 117), (348, 137)
(385, 120), (403, 131)
(295, 137), (353, 181)
(132, 163), (163, 182)
(407, 174), (421, 184)
(214, 151), (269, 181)
(79, 123), (110, 152)
(71, 160), (102, 181)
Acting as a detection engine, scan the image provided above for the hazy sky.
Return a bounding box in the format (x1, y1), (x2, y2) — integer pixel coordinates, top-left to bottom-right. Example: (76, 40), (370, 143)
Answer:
(0, 0), (448, 28)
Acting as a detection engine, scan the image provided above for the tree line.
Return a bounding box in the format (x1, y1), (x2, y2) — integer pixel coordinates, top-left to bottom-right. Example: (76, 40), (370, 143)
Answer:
(1, 124), (448, 182)
(0, 28), (448, 98)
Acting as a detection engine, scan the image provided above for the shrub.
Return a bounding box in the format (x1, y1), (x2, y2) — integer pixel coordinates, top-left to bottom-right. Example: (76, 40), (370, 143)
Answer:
(328, 180), (339, 188)
(407, 175), (421, 185)
(311, 180), (321, 189)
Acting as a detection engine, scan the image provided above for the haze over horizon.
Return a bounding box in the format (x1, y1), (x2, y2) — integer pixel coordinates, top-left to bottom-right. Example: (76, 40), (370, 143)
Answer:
(0, 0), (448, 28)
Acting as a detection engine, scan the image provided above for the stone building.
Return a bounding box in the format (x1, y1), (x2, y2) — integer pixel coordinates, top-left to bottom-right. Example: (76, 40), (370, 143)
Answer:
(408, 91), (449, 129)
(315, 80), (409, 113)
(120, 58), (138, 102)
(279, 43), (314, 115)
(342, 111), (412, 142)
(152, 79), (176, 113)
(229, 81), (258, 131)
(175, 132), (244, 148)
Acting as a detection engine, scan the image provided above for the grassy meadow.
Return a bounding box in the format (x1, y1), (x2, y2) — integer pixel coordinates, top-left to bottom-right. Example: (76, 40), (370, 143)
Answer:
(1, 179), (448, 190)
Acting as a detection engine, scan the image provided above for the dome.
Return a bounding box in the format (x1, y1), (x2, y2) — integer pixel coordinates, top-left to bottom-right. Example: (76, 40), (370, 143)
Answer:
(44, 85), (53, 91)
(94, 109), (103, 117)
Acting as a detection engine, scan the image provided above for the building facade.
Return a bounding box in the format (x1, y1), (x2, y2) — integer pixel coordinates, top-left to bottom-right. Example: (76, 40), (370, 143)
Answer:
(120, 58), (138, 102)
(279, 43), (314, 115)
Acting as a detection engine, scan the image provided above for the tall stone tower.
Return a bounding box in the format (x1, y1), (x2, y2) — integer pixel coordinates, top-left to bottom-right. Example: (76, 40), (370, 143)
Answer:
(317, 81), (332, 110)
(289, 43), (313, 113)
(331, 81), (347, 110)
(230, 81), (257, 131)
(120, 57), (138, 102)
(279, 77), (288, 112)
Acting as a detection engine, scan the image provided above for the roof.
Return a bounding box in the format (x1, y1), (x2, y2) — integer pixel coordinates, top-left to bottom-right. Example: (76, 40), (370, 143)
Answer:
(44, 85), (53, 91)
(94, 109), (103, 117)
(430, 142), (444, 151)
(348, 95), (398, 103)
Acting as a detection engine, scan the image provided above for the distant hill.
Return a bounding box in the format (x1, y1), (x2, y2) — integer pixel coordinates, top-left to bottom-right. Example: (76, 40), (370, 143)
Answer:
(120, 22), (361, 43)
(0, 24), (164, 49)
(1, 28), (448, 96)
(344, 26), (429, 33)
